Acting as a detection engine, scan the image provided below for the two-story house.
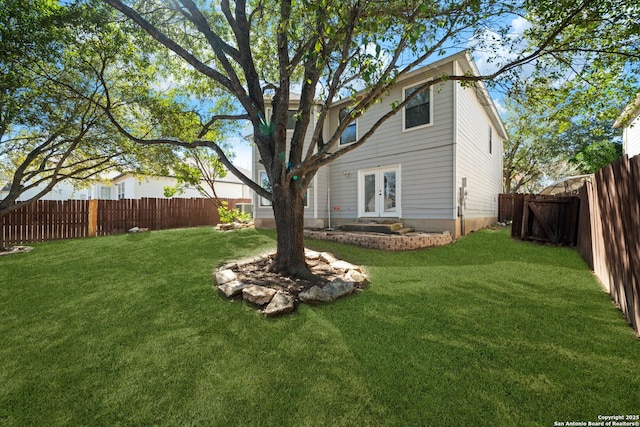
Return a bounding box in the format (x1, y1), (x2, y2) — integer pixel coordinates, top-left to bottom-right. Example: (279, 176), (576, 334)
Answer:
(1, 167), (252, 202)
(253, 51), (507, 238)
(614, 93), (640, 158)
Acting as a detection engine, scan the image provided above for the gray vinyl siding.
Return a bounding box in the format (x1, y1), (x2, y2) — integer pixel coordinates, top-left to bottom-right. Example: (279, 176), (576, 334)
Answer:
(252, 54), (504, 226)
(329, 66), (456, 220)
(313, 165), (330, 222)
(455, 82), (504, 219)
(253, 103), (319, 219)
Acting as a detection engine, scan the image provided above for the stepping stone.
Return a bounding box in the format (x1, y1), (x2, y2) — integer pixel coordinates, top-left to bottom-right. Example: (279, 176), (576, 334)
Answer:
(299, 285), (332, 303)
(345, 269), (368, 285)
(319, 252), (339, 264)
(331, 260), (358, 271)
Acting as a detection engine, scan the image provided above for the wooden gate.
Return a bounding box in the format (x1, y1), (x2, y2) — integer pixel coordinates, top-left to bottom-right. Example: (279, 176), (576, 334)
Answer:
(511, 194), (580, 245)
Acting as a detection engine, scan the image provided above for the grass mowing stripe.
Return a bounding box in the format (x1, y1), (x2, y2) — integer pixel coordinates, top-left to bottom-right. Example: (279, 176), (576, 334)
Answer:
(0, 227), (638, 426)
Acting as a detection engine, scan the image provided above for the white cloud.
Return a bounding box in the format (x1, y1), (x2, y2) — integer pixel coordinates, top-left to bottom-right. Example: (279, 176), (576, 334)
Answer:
(470, 16), (532, 76)
(494, 99), (507, 116)
(510, 16), (531, 36)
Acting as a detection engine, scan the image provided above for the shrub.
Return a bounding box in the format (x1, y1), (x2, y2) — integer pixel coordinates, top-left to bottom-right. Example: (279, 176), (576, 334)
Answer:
(217, 201), (252, 224)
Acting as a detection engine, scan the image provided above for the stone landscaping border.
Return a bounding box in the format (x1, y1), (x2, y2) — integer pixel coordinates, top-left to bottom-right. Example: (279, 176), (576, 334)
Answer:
(0, 246), (34, 256)
(303, 229), (453, 251)
(214, 249), (368, 317)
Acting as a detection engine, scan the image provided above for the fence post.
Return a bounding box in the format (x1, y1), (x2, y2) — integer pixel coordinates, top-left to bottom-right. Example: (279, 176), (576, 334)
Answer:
(88, 199), (98, 237)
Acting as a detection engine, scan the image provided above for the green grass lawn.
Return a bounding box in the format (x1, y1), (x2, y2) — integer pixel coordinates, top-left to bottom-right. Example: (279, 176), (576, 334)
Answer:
(0, 227), (638, 426)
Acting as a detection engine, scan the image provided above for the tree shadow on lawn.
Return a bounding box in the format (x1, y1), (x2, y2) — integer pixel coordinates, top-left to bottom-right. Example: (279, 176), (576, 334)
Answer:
(2, 227), (637, 426)
(312, 271), (640, 425)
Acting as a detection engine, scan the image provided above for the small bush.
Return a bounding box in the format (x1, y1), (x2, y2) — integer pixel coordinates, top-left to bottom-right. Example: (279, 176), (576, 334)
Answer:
(217, 201), (252, 224)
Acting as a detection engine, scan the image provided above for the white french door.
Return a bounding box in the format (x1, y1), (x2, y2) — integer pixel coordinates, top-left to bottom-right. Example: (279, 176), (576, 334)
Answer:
(358, 165), (401, 218)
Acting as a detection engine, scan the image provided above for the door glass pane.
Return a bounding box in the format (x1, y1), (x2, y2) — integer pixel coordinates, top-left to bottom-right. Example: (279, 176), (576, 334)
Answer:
(383, 171), (396, 212)
(364, 173), (376, 213)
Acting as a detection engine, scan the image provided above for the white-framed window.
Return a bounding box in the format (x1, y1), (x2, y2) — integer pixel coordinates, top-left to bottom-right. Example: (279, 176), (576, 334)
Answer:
(99, 186), (111, 200)
(302, 187), (310, 208)
(266, 108), (298, 130)
(117, 182), (125, 199)
(286, 110), (297, 130)
(259, 170), (272, 207)
(339, 107), (357, 145)
(403, 82), (433, 131)
(258, 170), (310, 208)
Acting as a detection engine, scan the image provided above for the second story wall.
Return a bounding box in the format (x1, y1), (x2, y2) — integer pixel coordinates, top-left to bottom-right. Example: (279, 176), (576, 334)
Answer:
(253, 101), (320, 221)
(455, 78), (504, 221)
(327, 61), (457, 221)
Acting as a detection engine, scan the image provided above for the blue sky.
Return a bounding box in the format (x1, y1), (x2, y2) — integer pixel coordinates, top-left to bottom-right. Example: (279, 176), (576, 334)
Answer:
(229, 14), (531, 171)
(229, 136), (253, 170)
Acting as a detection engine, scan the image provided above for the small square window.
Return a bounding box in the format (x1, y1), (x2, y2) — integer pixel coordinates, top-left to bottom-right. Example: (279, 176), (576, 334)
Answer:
(99, 186), (111, 200)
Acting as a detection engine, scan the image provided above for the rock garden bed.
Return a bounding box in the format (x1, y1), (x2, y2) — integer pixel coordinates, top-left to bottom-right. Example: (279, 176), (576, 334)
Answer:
(214, 249), (368, 317)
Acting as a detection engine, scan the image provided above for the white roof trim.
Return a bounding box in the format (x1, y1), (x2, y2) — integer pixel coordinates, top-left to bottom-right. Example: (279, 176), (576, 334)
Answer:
(613, 93), (640, 129)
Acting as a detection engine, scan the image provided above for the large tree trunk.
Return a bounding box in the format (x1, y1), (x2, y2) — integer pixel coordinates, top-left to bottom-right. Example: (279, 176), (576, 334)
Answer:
(270, 183), (314, 280)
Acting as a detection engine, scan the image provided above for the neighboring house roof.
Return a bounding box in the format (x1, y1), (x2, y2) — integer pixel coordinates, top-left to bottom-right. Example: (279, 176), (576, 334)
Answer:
(613, 93), (640, 129)
(220, 166), (251, 184)
(539, 174), (593, 195)
(110, 166), (251, 186)
(1, 183), (11, 192)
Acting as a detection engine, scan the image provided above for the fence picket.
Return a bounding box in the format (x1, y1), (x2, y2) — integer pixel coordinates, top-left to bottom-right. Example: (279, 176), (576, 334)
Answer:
(500, 155), (640, 336)
(2, 197), (250, 246)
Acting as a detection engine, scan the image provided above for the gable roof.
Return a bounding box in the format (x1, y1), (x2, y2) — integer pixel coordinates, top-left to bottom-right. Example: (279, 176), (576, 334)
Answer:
(613, 93), (640, 129)
(110, 166), (252, 186)
(333, 50), (508, 140)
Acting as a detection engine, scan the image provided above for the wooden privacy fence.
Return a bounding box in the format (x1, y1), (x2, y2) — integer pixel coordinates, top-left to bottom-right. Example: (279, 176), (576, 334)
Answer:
(498, 193), (518, 223)
(501, 155), (640, 336)
(576, 155), (640, 336)
(2, 199), (91, 246)
(510, 194), (580, 246)
(2, 197), (251, 246)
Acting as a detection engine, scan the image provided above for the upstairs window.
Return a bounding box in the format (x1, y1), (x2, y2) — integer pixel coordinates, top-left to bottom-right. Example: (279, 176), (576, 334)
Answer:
(339, 108), (357, 145)
(266, 108), (298, 130)
(403, 83), (432, 130)
(286, 110), (297, 130)
(117, 182), (125, 200)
